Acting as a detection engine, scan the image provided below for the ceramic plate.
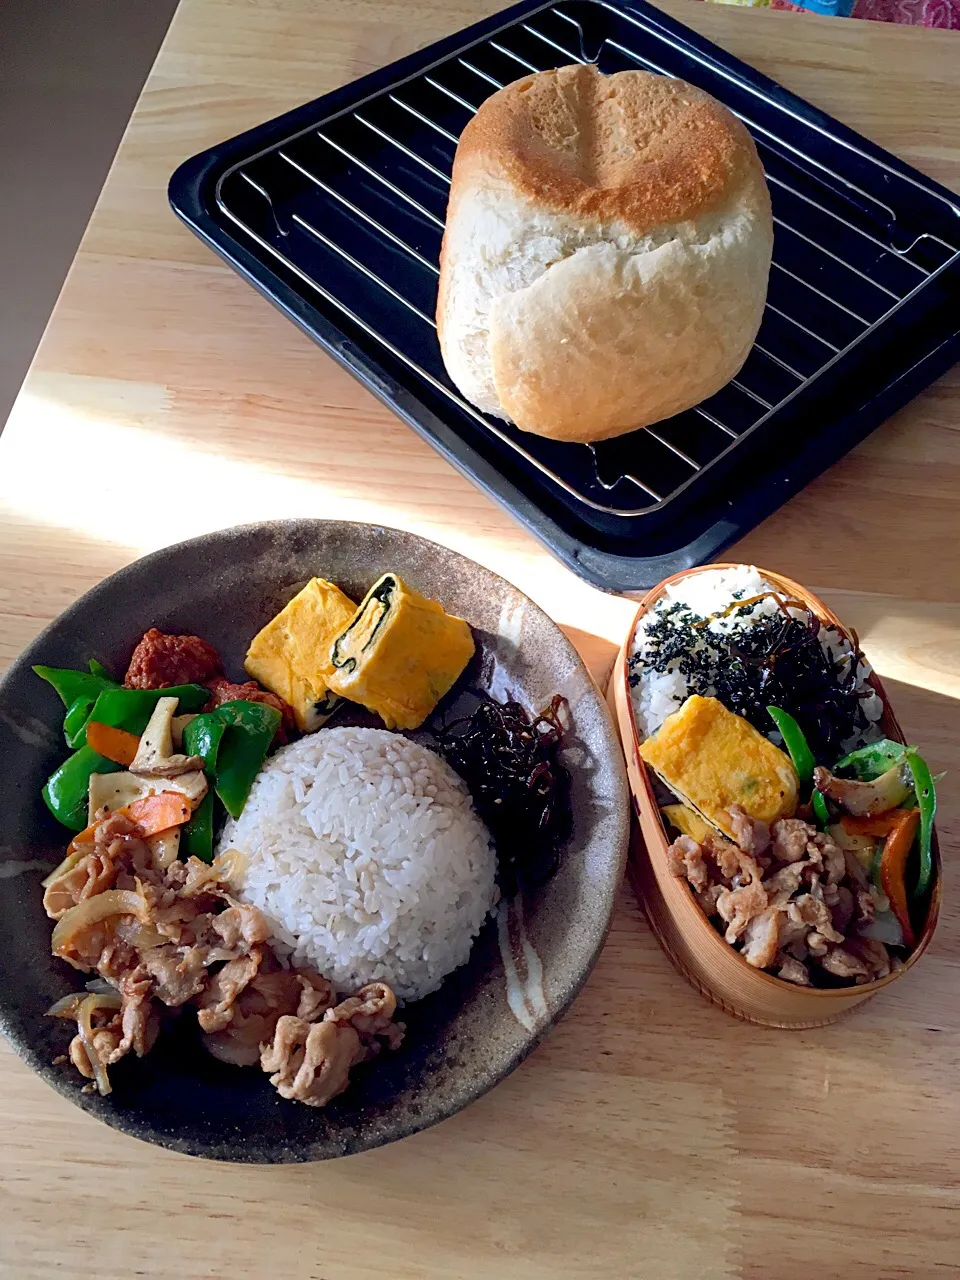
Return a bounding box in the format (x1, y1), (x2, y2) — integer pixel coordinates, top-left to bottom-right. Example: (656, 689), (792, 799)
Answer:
(0, 520), (629, 1161)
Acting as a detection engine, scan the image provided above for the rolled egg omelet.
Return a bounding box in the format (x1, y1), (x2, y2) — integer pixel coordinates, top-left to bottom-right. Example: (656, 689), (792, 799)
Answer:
(244, 577), (358, 731)
(327, 573), (474, 730)
(640, 694), (798, 842)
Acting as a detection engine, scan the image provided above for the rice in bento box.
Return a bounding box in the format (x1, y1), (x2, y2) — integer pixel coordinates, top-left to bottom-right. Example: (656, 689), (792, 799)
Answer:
(628, 565), (883, 760)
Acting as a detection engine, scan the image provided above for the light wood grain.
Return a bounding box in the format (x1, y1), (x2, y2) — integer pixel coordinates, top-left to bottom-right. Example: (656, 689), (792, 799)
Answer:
(0, 0), (958, 1276)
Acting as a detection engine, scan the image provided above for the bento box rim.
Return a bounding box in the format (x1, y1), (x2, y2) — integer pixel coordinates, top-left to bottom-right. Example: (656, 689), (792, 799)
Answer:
(616, 561), (942, 1001)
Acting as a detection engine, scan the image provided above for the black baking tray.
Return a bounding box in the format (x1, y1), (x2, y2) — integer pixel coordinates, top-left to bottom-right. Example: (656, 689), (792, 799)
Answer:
(169, 0), (960, 592)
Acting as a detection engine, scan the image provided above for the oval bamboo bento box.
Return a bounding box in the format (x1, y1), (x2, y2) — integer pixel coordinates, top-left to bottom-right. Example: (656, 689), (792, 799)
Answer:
(609, 564), (942, 1029)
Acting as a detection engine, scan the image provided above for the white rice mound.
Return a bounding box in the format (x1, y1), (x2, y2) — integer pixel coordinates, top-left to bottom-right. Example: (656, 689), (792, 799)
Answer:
(629, 565), (883, 751)
(220, 727), (497, 1003)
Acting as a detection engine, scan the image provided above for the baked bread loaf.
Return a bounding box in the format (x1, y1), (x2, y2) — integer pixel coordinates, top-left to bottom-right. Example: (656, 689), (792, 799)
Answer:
(436, 65), (773, 443)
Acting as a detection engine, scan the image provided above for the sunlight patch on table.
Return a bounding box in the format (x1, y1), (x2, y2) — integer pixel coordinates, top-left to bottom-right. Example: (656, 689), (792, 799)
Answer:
(1, 381), (419, 550)
(828, 596), (960, 703)
(0, 376), (638, 652)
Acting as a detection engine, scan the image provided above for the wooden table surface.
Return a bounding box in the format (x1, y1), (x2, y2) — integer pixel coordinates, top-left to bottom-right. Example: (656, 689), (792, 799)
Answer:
(1, 0), (958, 1275)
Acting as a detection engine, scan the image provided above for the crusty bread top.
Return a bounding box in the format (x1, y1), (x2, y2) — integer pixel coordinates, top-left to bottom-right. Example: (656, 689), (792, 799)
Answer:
(449, 64), (762, 238)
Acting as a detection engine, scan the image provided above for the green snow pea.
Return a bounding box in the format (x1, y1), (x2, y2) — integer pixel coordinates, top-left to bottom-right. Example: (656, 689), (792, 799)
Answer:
(43, 747), (123, 831)
(834, 738), (910, 781)
(767, 706), (816, 787)
(183, 700), (280, 821)
(85, 684), (210, 737)
(182, 791), (216, 864)
(905, 749), (937, 900)
(812, 790), (831, 829)
(63, 696), (97, 748)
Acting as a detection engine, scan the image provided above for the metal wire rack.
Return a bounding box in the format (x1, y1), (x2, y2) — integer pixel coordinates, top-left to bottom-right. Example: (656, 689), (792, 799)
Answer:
(168, 0), (960, 592)
(208, 0), (960, 522)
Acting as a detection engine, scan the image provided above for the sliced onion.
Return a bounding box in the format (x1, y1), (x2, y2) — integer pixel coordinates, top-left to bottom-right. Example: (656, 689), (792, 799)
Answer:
(123, 922), (167, 951)
(212, 847), (247, 885)
(147, 828), (180, 870)
(77, 994), (113, 1096)
(183, 847), (247, 896)
(41, 849), (85, 889)
(47, 990), (122, 1019)
(85, 977), (119, 996)
(859, 910), (905, 948)
(51, 889), (145, 955)
(828, 823), (877, 870)
(46, 993), (87, 1019)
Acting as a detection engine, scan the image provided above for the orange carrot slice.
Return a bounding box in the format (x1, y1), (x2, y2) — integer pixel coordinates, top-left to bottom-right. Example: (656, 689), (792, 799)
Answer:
(842, 811), (909, 838)
(125, 792), (192, 836)
(63, 791), (194, 858)
(879, 808), (920, 950)
(85, 721), (141, 767)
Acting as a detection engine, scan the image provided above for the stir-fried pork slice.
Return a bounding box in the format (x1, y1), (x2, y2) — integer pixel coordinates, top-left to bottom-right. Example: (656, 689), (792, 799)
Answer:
(763, 862), (810, 907)
(711, 840), (763, 886)
(778, 913), (811, 957)
(261, 1015), (367, 1107)
(666, 833), (766, 897)
(809, 831), (845, 886)
(43, 847), (116, 918)
(259, 981), (403, 1106)
(196, 950), (263, 1033)
(818, 946), (871, 981)
(777, 955), (812, 986)
(769, 820), (845, 882)
(138, 946), (209, 1007)
(786, 894), (845, 944)
(716, 881), (768, 944)
(63, 991), (158, 1084)
(137, 896), (205, 948)
(770, 819), (812, 864)
(117, 971), (157, 1059)
(44, 812), (149, 920)
(166, 857), (225, 899)
(55, 915), (135, 973)
(741, 908), (781, 969)
(726, 805), (771, 857)
(203, 969), (335, 1066)
(211, 905), (272, 950)
(666, 836), (711, 893)
(324, 982), (404, 1050)
(845, 936), (892, 981)
(296, 973), (337, 1022)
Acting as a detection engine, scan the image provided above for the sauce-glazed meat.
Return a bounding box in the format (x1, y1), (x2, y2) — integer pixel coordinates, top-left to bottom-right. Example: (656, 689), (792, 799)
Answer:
(124, 628), (223, 689)
(45, 811), (402, 1103)
(205, 676), (296, 741)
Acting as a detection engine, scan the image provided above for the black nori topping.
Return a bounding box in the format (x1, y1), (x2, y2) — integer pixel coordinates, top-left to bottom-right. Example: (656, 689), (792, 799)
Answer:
(629, 595), (869, 762)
